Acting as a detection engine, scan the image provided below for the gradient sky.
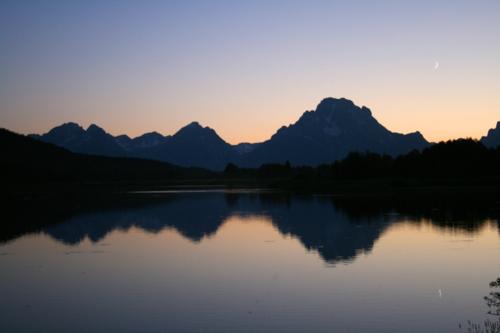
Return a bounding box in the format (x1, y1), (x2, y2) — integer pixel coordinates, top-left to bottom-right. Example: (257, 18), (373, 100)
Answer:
(1, 0), (499, 144)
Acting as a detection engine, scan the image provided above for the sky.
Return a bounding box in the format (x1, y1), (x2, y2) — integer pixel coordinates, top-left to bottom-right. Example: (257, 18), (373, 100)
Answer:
(1, 0), (499, 144)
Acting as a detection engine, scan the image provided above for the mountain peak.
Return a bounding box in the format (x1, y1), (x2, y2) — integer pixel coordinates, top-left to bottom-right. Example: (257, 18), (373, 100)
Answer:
(87, 124), (106, 134)
(61, 122), (83, 129)
(316, 97), (356, 113)
(137, 131), (164, 139)
(318, 97), (354, 106)
(313, 97), (374, 121)
(49, 122), (84, 132)
(45, 122), (85, 139)
(126, 131), (167, 149)
(255, 97), (429, 166)
(175, 121), (212, 136)
(186, 121), (203, 129)
(273, 97), (380, 141)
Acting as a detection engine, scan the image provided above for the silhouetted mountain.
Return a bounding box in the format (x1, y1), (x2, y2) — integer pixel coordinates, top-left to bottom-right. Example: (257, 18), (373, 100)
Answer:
(30, 122), (127, 157)
(240, 98), (429, 166)
(233, 142), (261, 155)
(116, 131), (168, 150)
(32, 121), (236, 169)
(141, 122), (237, 170)
(0, 128), (212, 185)
(481, 122), (500, 148)
(30, 97), (430, 169)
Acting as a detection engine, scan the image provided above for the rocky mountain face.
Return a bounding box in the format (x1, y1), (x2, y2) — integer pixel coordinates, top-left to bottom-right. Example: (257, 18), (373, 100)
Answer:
(239, 98), (429, 166)
(31, 97), (433, 169)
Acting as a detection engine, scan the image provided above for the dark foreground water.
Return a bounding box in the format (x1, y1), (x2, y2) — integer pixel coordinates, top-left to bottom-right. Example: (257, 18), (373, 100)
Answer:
(1, 190), (499, 333)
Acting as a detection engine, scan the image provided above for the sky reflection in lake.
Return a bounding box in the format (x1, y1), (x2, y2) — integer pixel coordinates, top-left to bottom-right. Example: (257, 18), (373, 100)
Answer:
(0, 191), (499, 333)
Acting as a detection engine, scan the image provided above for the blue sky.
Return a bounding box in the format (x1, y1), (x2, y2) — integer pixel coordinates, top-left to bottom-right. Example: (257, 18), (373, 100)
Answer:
(1, 0), (499, 143)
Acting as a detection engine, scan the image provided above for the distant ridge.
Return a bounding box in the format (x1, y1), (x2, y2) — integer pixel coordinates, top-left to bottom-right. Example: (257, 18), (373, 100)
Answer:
(30, 121), (238, 169)
(2, 128), (212, 185)
(29, 97), (497, 170)
(30, 122), (125, 156)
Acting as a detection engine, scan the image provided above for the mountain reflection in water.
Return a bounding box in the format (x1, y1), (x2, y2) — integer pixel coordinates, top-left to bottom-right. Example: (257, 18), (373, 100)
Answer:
(2, 191), (499, 265)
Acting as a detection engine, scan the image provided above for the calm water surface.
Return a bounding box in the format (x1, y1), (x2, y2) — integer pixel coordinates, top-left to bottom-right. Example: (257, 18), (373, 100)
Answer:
(1, 191), (499, 333)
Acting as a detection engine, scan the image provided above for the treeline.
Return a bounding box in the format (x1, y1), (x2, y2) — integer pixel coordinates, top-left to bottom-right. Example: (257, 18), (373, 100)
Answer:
(224, 139), (500, 187)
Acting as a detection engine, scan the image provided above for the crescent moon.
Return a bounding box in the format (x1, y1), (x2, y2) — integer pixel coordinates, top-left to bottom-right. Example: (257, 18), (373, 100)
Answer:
(434, 61), (439, 70)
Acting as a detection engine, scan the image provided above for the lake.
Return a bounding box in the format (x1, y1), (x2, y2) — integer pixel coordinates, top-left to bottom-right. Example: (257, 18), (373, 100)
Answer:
(1, 190), (499, 333)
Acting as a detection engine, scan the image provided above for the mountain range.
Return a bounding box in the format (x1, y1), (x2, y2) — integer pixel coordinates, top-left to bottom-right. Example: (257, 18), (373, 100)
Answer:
(1, 128), (211, 185)
(29, 97), (499, 170)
